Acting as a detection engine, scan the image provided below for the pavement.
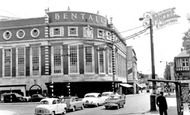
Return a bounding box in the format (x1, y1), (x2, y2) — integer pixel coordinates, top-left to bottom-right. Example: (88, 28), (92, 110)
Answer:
(143, 92), (178, 115)
(0, 110), (16, 115)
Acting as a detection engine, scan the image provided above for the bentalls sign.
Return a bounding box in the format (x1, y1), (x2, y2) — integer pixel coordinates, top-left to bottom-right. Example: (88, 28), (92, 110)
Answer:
(48, 11), (108, 26)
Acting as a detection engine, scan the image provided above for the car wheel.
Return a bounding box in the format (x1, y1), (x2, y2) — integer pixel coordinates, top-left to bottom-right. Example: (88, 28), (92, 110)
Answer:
(51, 111), (55, 115)
(105, 106), (108, 109)
(72, 106), (76, 112)
(122, 104), (125, 108)
(117, 104), (120, 109)
(81, 105), (84, 110)
(61, 110), (66, 115)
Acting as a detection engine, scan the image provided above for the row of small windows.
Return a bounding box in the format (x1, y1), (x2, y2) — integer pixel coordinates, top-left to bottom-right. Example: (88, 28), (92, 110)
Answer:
(50, 26), (113, 40)
(2, 25), (116, 41)
(3, 28), (40, 40)
(2, 45), (114, 77)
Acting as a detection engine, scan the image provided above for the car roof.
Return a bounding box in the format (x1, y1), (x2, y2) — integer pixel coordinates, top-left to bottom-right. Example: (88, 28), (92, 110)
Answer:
(2, 93), (22, 96)
(84, 93), (100, 96)
(102, 92), (113, 94)
(64, 96), (78, 99)
(40, 98), (58, 103)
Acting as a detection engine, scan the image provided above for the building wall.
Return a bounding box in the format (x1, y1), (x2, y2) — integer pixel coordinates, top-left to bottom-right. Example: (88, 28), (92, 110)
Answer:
(127, 46), (138, 94)
(0, 11), (127, 96)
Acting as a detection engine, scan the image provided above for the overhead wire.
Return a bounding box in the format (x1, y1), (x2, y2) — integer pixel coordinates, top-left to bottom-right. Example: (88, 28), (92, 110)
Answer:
(0, 8), (22, 18)
(118, 25), (143, 34)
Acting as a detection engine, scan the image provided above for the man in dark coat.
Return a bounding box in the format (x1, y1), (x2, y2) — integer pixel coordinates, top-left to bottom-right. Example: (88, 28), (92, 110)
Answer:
(156, 91), (168, 115)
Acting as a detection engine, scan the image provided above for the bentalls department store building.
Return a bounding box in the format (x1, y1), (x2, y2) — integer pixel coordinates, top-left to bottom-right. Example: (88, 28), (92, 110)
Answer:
(0, 10), (128, 98)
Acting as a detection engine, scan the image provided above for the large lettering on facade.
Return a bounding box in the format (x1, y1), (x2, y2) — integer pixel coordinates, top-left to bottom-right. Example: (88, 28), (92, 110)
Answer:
(48, 11), (108, 26)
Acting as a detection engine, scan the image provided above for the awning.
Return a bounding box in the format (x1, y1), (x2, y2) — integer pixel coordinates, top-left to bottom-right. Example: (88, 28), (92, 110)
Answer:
(120, 83), (133, 88)
(137, 83), (147, 88)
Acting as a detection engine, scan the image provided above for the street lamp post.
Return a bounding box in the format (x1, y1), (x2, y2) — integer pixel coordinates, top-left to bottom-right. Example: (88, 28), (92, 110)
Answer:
(139, 18), (157, 111)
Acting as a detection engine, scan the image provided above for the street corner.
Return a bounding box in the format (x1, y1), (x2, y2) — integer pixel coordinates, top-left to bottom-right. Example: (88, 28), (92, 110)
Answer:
(0, 110), (16, 115)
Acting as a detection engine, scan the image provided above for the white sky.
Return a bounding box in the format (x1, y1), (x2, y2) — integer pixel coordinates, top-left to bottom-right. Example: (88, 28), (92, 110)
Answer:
(0, 0), (190, 76)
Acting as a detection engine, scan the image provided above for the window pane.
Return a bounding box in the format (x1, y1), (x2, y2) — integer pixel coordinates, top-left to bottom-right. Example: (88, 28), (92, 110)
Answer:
(4, 49), (11, 77)
(32, 47), (39, 75)
(70, 46), (78, 73)
(53, 46), (62, 73)
(99, 51), (104, 73)
(18, 47), (25, 76)
(108, 49), (112, 73)
(85, 46), (93, 73)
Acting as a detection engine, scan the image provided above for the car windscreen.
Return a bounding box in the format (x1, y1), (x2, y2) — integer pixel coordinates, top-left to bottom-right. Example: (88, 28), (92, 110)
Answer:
(14, 93), (22, 97)
(63, 99), (70, 103)
(109, 96), (119, 100)
(40, 100), (49, 104)
(85, 95), (96, 98)
(102, 93), (110, 96)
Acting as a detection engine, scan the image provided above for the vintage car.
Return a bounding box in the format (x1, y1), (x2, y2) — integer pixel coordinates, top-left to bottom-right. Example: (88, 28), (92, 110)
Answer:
(104, 94), (125, 109)
(63, 96), (84, 111)
(31, 94), (44, 102)
(101, 92), (114, 103)
(34, 98), (67, 115)
(3, 93), (25, 103)
(82, 93), (105, 107)
(23, 96), (31, 102)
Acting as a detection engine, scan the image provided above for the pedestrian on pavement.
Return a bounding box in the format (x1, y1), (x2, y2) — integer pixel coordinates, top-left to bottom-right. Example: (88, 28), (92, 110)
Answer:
(156, 91), (168, 115)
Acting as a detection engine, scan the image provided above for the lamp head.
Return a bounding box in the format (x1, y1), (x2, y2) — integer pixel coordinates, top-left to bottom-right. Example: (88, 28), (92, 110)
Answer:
(139, 18), (144, 21)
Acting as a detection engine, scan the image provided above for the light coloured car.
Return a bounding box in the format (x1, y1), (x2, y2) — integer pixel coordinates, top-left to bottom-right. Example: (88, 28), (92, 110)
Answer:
(82, 93), (105, 107)
(35, 98), (67, 115)
(101, 92), (114, 103)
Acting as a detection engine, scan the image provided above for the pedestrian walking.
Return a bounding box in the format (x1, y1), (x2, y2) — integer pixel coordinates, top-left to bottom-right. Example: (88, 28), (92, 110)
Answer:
(156, 91), (168, 115)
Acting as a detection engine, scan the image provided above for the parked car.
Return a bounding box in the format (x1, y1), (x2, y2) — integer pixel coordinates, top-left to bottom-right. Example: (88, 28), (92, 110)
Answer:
(23, 96), (31, 102)
(62, 96), (84, 112)
(31, 94), (44, 102)
(82, 93), (105, 107)
(104, 94), (125, 109)
(3, 93), (25, 103)
(35, 98), (67, 115)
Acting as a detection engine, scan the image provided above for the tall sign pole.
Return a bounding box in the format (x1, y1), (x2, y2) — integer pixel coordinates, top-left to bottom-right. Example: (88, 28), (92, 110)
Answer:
(149, 18), (157, 111)
(140, 7), (180, 111)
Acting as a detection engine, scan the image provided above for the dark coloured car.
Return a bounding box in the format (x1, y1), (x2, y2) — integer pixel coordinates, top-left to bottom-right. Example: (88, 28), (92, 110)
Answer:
(104, 94), (125, 109)
(31, 94), (44, 102)
(3, 93), (24, 103)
